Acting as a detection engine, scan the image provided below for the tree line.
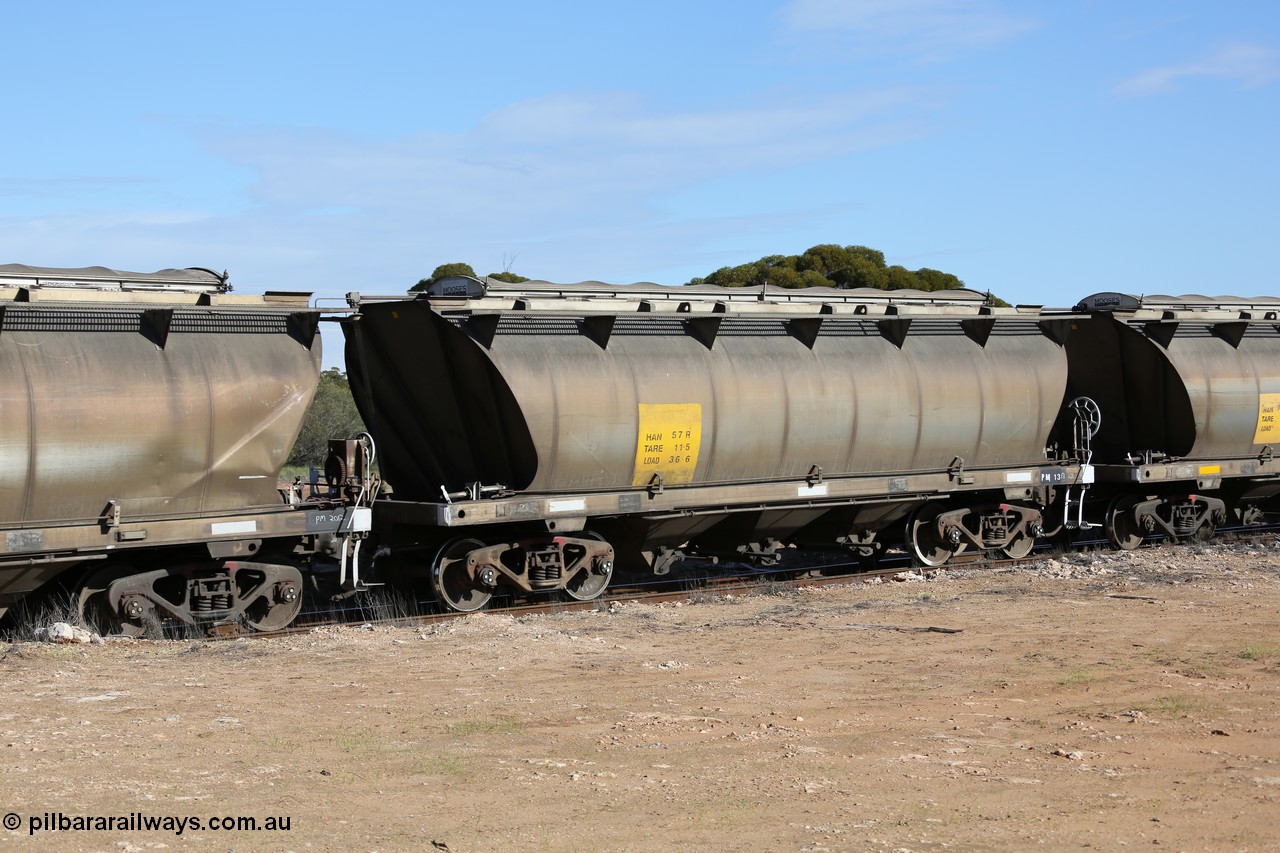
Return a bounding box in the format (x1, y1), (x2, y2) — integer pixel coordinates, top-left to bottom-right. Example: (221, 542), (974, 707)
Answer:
(689, 243), (977, 294)
(409, 245), (999, 301)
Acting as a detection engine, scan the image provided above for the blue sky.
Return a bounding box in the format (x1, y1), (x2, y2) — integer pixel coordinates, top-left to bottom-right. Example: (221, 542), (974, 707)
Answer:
(3, 1), (1277, 368)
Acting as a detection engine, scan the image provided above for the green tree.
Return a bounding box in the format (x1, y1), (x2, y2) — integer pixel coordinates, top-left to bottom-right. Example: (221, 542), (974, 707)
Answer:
(797, 243), (887, 288)
(410, 262), (478, 292)
(409, 262), (531, 291)
(687, 243), (997, 299)
(884, 265), (918, 290)
(288, 369), (366, 469)
(915, 267), (965, 292)
(487, 271), (530, 283)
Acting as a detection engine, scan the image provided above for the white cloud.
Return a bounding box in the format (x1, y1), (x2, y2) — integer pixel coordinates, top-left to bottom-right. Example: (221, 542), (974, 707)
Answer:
(1113, 41), (1280, 96)
(781, 0), (1037, 60)
(0, 87), (927, 292)
(183, 87), (927, 262)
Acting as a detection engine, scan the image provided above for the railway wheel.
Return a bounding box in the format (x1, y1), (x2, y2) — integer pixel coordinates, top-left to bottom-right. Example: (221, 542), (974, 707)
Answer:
(77, 565), (151, 638)
(430, 538), (492, 613)
(1000, 534), (1036, 560)
(1106, 495), (1144, 551)
(907, 504), (956, 568)
(563, 532), (613, 601)
(241, 566), (306, 632)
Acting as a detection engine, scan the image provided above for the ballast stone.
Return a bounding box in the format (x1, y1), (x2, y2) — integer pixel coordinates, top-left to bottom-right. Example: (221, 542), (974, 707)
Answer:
(36, 621), (103, 645)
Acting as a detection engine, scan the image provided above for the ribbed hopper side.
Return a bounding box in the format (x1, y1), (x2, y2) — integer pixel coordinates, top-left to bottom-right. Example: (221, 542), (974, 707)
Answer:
(346, 290), (1071, 501)
(1065, 294), (1280, 462)
(0, 301), (321, 527)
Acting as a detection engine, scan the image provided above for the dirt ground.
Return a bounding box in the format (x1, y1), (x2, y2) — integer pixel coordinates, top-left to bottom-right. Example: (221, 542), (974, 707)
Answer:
(1, 541), (1278, 853)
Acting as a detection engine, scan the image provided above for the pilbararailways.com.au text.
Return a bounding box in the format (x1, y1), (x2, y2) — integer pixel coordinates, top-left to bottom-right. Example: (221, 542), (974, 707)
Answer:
(5, 811), (291, 836)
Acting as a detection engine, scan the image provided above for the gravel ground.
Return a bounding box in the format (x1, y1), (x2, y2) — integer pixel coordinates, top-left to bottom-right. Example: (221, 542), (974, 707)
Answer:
(1, 539), (1278, 852)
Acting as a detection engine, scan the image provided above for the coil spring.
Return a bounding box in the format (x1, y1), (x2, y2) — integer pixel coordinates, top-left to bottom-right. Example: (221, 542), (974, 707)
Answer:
(191, 594), (233, 612)
(984, 515), (1009, 544)
(529, 564), (562, 588)
(1172, 505), (1199, 537)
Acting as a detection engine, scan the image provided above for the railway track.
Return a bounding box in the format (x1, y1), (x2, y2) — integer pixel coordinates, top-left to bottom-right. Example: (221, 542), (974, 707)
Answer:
(192, 521), (1280, 641)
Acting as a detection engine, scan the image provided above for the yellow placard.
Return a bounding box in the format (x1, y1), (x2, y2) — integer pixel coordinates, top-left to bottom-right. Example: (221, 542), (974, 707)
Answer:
(1254, 393), (1280, 444)
(632, 403), (702, 487)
